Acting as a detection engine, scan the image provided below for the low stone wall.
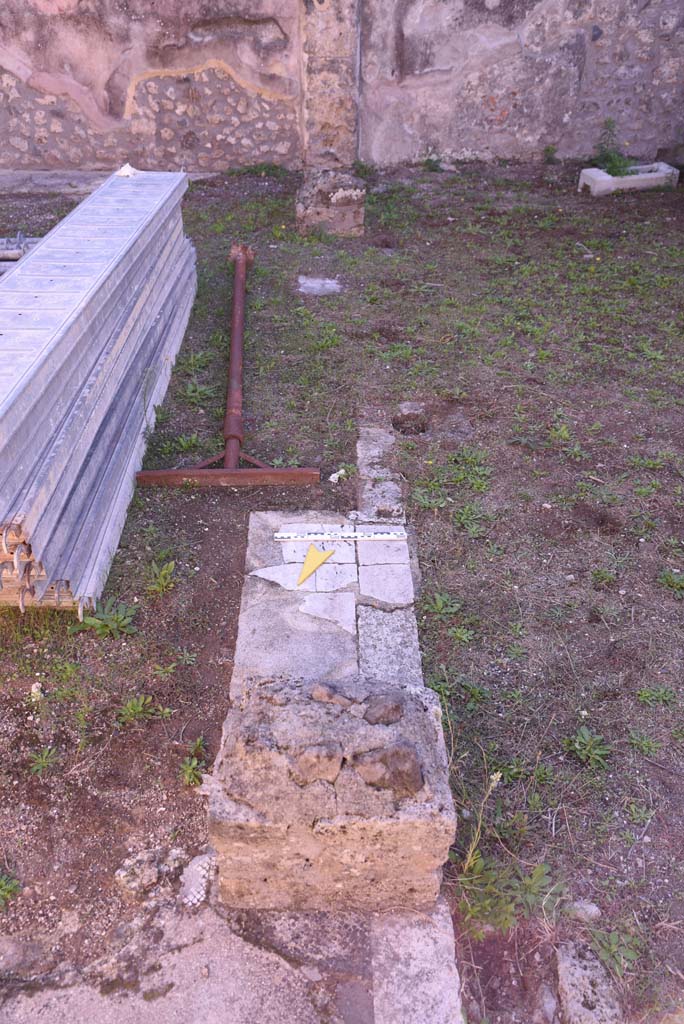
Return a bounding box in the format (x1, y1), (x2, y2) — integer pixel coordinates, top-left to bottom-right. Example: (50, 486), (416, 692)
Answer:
(0, 0), (682, 170)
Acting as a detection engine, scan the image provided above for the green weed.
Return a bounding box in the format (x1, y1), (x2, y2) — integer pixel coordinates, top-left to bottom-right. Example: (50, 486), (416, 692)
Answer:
(563, 726), (612, 769)
(0, 874), (20, 910)
(69, 599), (137, 639)
(29, 746), (58, 777)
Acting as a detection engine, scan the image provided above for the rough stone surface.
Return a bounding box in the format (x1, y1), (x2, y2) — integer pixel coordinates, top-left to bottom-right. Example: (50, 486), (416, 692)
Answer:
(556, 943), (622, 1024)
(2, 908), (323, 1024)
(206, 677), (455, 911)
(359, 562), (414, 606)
(353, 740), (424, 798)
(179, 851), (217, 909)
(0, 2), (302, 171)
(566, 898), (602, 924)
(0, 0), (681, 170)
(359, 0), (684, 165)
(358, 605), (424, 690)
(356, 424), (405, 522)
(114, 846), (188, 900)
(363, 691), (405, 725)
(392, 402), (429, 435)
(296, 170), (366, 238)
(371, 898), (463, 1024)
(3, 901), (464, 1023)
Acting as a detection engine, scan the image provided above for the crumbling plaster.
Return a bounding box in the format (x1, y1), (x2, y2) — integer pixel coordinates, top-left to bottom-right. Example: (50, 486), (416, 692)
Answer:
(359, 0), (684, 163)
(0, 0), (682, 170)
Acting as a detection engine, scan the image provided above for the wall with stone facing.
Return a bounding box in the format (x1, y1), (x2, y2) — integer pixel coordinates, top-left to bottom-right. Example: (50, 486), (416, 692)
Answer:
(359, 0), (684, 164)
(0, 0), (682, 170)
(0, 0), (303, 170)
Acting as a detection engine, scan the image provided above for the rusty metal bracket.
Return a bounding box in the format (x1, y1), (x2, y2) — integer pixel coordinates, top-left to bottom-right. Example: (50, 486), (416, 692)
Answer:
(136, 244), (320, 489)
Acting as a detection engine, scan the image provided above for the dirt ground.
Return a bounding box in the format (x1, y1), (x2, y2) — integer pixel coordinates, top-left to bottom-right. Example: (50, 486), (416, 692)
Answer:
(1, 161), (683, 1021)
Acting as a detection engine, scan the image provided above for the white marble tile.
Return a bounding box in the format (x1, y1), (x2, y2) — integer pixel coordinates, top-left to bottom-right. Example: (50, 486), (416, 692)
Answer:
(358, 564), (413, 606)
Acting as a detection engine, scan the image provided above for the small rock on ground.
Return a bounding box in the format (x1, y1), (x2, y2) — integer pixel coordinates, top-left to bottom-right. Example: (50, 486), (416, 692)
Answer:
(556, 943), (622, 1024)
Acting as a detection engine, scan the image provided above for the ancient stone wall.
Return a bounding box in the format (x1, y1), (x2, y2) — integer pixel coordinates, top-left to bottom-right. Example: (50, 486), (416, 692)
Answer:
(0, 0), (303, 170)
(0, 0), (682, 170)
(359, 0), (684, 164)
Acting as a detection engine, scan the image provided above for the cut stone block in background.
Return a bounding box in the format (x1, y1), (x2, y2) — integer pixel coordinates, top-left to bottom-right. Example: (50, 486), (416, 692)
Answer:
(578, 161), (679, 196)
(296, 170), (366, 238)
(207, 678), (456, 912)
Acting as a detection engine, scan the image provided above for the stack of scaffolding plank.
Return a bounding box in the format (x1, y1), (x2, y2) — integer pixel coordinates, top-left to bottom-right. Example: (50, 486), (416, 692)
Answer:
(0, 165), (196, 614)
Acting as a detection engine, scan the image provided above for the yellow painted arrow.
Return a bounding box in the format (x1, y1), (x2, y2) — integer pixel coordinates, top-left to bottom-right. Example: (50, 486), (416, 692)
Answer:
(297, 544), (334, 585)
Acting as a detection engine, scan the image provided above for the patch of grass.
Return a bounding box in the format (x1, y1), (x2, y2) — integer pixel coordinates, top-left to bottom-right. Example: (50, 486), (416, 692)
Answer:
(183, 380), (216, 408)
(0, 874), (20, 910)
(592, 567), (616, 589)
(628, 731), (661, 756)
(658, 569), (684, 599)
(453, 502), (490, 538)
(423, 592), (463, 618)
(637, 687), (676, 707)
(591, 927), (642, 978)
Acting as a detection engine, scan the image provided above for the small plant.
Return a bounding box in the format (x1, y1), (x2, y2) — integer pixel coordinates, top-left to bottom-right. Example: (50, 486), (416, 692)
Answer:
(117, 695), (172, 727)
(178, 648), (197, 666)
(460, 680), (490, 711)
(180, 736), (207, 786)
(533, 763), (554, 786)
(591, 928), (642, 978)
(453, 502), (489, 538)
(628, 731), (661, 756)
(152, 662), (176, 678)
(423, 592), (462, 619)
(543, 144), (558, 165)
(180, 756), (204, 786)
(637, 687), (676, 707)
(69, 598), (137, 639)
(563, 726), (612, 769)
(0, 874), (20, 910)
(147, 560), (176, 596)
(352, 159), (377, 182)
(29, 746), (58, 777)
(626, 801), (653, 826)
(423, 156), (442, 173)
(412, 486), (448, 510)
(591, 567), (616, 589)
(449, 625), (476, 646)
(183, 380), (216, 408)
(658, 569), (684, 599)
(176, 432), (201, 452)
(593, 119), (632, 177)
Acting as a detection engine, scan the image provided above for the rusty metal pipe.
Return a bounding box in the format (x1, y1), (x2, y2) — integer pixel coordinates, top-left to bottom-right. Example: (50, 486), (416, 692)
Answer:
(223, 244), (253, 469)
(136, 243), (320, 490)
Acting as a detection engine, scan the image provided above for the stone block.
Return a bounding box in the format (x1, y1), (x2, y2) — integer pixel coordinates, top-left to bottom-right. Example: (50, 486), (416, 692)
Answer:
(230, 576), (358, 698)
(371, 898), (463, 1024)
(578, 162), (679, 196)
(296, 169), (366, 238)
(207, 678), (455, 912)
(359, 563), (414, 606)
(358, 605), (423, 690)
